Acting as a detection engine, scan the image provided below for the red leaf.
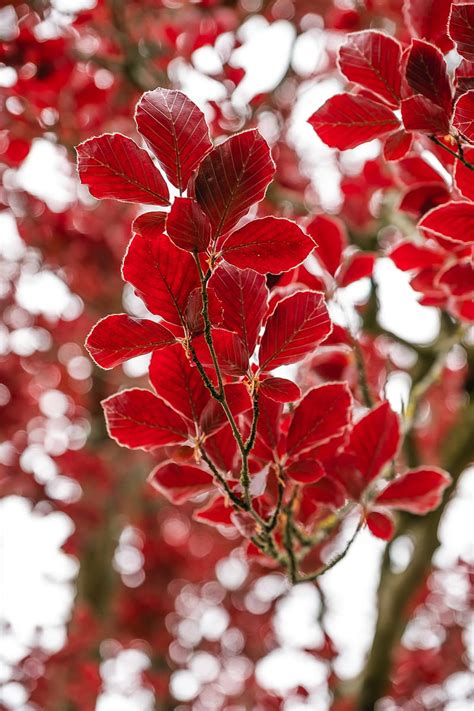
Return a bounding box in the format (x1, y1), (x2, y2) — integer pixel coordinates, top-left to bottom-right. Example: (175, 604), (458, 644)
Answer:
(453, 90), (474, 142)
(148, 462), (213, 503)
(192, 328), (249, 376)
(260, 377), (301, 403)
(401, 95), (451, 135)
(149, 343), (209, 423)
(337, 252), (375, 287)
(132, 211), (167, 239)
(418, 201), (474, 245)
(286, 382), (352, 457)
(306, 214), (347, 276)
(287, 459), (326, 484)
(135, 88), (212, 192)
(366, 510), (395, 540)
(259, 291), (331, 371)
(338, 31), (402, 107)
(449, 3), (474, 62)
(122, 234), (199, 325)
(399, 183), (450, 216)
(454, 147), (474, 200)
(303, 477), (347, 509)
(437, 260), (474, 297)
(209, 263), (268, 357)
(389, 241), (444, 271)
(376, 467), (451, 514)
(166, 197), (211, 253)
(76, 133), (169, 205)
(200, 382), (252, 436)
(86, 314), (175, 369)
(383, 130), (413, 161)
(346, 401), (400, 484)
(221, 217), (314, 274)
(103, 388), (188, 450)
(404, 0), (454, 53)
(308, 94), (400, 150)
(405, 40), (453, 115)
(183, 286), (223, 336)
(194, 496), (234, 526)
(192, 129), (275, 238)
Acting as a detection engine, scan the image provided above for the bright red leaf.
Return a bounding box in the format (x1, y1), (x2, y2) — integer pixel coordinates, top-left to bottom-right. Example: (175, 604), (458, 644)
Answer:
(366, 510), (395, 540)
(401, 95), (451, 135)
(287, 459), (326, 484)
(86, 314), (175, 369)
(337, 251), (375, 287)
(76, 133), (170, 205)
(133, 211), (167, 239)
(453, 90), (474, 142)
(192, 129), (275, 238)
(148, 462), (213, 503)
(454, 146), (474, 200)
(383, 130), (413, 161)
(418, 201), (474, 245)
(347, 401), (400, 484)
(149, 343), (209, 423)
(308, 94), (400, 150)
(221, 217), (314, 274)
(122, 234), (200, 325)
(103, 388), (189, 450)
(166, 197), (211, 253)
(376, 467), (451, 513)
(209, 263), (268, 358)
(259, 377), (301, 403)
(306, 214), (347, 276)
(135, 88), (212, 192)
(259, 290), (332, 371)
(286, 382), (352, 457)
(338, 31), (402, 107)
(404, 0), (453, 52)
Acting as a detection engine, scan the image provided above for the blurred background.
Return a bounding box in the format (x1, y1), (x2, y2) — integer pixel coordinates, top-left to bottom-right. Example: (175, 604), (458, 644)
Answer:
(0, 1), (473, 710)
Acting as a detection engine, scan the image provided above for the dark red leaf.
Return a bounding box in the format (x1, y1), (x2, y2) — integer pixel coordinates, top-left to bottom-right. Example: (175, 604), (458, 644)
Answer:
(449, 3), (474, 62)
(405, 40), (453, 114)
(308, 94), (400, 150)
(453, 89), (474, 142)
(286, 382), (352, 457)
(399, 183), (450, 216)
(132, 211), (167, 239)
(383, 130), (413, 161)
(303, 477), (347, 509)
(376, 467), (451, 513)
(148, 462), (213, 503)
(259, 291), (332, 371)
(183, 287), (223, 336)
(418, 201), (474, 245)
(135, 88), (212, 192)
(149, 342), (209, 423)
(287, 459), (326, 484)
(86, 314), (175, 369)
(76, 133), (169, 205)
(454, 146), (474, 200)
(221, 217), (314, 274)
(166, 197), (211, 253)
(192, 328), (249, 376)
(338, 30), (402, 107)
(103, 388), (188, 450)
(401, 95), (451, 135)
(209, 263), (268, 357)
(122, 234), (199, 325)
(259, 377), (301, 403)
(346, 401), (400, 484)
(192, 129), (275, 238)
(337, 251), (375, 287)
(366, 510), (395, 540)
(306, 214), (347, 276)
(200, 382), (252, 436)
